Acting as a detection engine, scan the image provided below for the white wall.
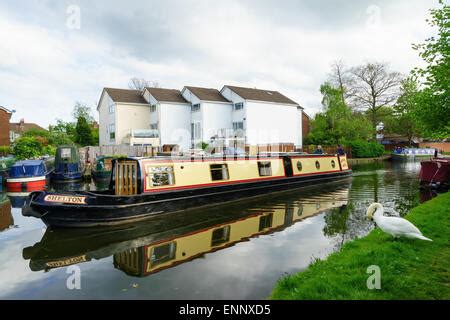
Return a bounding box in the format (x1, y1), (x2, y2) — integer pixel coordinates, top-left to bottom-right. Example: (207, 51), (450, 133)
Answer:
(98, 92), (116, 146)
(221, 87), (246, 125)
(159, 102), (191, 151)
(201, 102), (232, 142)
(245, 101), (301, 146)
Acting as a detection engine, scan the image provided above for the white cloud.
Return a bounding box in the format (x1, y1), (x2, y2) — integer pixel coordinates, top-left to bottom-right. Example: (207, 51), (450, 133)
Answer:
(0, 0), (437, 126)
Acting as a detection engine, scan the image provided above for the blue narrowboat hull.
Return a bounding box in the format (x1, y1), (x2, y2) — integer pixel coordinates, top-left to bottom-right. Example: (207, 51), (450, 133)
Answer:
(51, 171), (83, 182)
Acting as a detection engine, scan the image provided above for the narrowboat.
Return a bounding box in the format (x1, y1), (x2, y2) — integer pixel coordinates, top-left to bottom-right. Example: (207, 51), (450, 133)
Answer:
(391, 148), (436, 161)
(51, 145), (84, 182)
(91, 156), (115, 181)
(6, 159), (53, 192)
(419, 157), (450, 189)
(24, 153), (352, 228)
(23, 185), (350, 272)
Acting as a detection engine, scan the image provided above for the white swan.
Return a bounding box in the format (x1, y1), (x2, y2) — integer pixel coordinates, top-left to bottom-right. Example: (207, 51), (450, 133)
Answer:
(366, 203), (432, 241)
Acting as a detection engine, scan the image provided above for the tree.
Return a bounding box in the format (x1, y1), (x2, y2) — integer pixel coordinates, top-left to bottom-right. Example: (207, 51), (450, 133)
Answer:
(13, 136), (44, 160)
(412, 0), (450, 139)
(327, 60), (354, 106)
(75, 116), (94, 146)
(128, 77), (159, 90)
(391, 78), (422, 145)
(306, 83), (372, 145)
(72, 102), (94, 123)
(348, 62), (403, 134)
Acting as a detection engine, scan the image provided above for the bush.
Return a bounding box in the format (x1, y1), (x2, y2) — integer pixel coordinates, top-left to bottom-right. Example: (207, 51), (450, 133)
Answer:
(347, 140), (385, 158)
(13, 136), (44, 160)
(0, 145), (12, 156)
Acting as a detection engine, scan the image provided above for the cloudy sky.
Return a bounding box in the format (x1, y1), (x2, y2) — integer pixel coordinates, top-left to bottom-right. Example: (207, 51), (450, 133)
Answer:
(0, 0), (439, 127)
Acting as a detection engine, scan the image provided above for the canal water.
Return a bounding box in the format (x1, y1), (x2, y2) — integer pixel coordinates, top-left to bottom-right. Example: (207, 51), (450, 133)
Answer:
(0, 160), (435, 299)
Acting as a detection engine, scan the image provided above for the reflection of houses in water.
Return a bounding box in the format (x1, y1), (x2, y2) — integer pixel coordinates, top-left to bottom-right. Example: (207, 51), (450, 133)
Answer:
(114, 191), (349, 277)
(0, 196), (13, 231)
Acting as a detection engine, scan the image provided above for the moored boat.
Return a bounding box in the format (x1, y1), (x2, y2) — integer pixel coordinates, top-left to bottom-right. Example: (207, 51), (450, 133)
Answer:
(391, 148), (436, 161)
(24, 153), (352, 228)
(0, 156), (16, 188)
(419, 157), (450, 189)
(91, 156), (115, 181)
(6, 159), (53, 192)
(51, 145), (84, 182)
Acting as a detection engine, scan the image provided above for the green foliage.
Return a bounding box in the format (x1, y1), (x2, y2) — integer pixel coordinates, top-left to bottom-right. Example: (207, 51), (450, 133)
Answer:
(271, 192), (450, 300)
(72, 102), (94, 123)
(347, 140), (384, 158)
(412, 0), (450, 139)
(91, 127), (99, 146)
(13, 136), (44, 160)
(0, 146), (12, 156)
(75, 116), (94, 146)
(306, 83), (372, 145)
(201, 142), (209, 150)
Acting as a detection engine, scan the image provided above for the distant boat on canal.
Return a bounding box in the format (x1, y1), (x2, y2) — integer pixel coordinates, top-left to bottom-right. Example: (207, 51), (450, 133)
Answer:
(24, 152), (352, 228)
(6, 159), (53, 192)
(51, 145), (84, 182)
(391, 147), (437, 161)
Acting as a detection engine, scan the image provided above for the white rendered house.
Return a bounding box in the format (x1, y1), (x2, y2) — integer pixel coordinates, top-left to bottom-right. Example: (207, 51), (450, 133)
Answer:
(181, 86), (233, 149)
(220, 85), (303, 149)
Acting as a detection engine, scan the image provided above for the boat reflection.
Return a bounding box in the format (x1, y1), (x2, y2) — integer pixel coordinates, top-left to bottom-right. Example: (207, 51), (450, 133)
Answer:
(0, 194), (13, 231)
(7, 192), (30, 208)
(23, 183), (350, 275)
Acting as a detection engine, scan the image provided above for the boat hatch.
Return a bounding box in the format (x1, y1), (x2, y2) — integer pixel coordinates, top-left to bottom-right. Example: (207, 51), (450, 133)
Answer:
(115, 161), (139, 195)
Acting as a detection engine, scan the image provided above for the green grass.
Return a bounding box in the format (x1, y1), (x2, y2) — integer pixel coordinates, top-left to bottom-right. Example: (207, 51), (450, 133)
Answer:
(271, 192), (450, 300)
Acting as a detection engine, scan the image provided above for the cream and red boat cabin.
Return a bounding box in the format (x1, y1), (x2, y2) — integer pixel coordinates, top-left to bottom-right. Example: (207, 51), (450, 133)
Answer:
(24, 153), (351, 228)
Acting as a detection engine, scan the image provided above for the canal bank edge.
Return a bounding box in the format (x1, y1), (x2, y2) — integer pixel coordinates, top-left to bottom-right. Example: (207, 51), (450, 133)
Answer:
(347, 155), (391, 165)
(271, 191), (450, 300)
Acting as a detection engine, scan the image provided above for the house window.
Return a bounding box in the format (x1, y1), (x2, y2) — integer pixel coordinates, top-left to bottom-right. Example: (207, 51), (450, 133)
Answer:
(108, 124), (115, 140)
(233, 102), (244, 110)
(146, 166), (175, 187)
(210, 164), (229, 181)
(257, 161), (272, 176)
(191, 122), (202, 140)
(259, 213), (273, 231)
(150, 105), (157, 112)
(191, 103), (201, 112)
(108, 102), (115, 114)
(211, 226), (231, 246)
(150, 123), (158, 130)
(149, 242), (177, 267)
(232, 122), (244, 131)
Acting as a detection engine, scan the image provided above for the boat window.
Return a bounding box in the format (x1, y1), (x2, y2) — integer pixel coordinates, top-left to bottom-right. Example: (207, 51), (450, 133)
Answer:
(149, 242), (177, 267)
(147, 166), (175, 187)
(331, 160), (336, 168)
(259, 213), (273, 231)
(257, 161), (272, 176)
(210, 164), (229, 181)
(211, 226), (231, 246)
(60, 148), (72, 159)
(297, 161), (302, 171)
(297, 204), (303, 216)
(315, 161), (320, 169)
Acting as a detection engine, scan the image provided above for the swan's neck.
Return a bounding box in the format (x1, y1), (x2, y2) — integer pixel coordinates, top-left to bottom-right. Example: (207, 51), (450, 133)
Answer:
(373, 208), (384, 222)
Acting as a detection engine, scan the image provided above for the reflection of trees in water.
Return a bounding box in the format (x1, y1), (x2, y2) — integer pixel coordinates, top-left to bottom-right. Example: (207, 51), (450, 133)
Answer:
(323, 202), (374, 250)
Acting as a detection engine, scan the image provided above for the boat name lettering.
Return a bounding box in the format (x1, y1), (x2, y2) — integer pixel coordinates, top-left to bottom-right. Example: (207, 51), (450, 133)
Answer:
(44, 195), (87, 204)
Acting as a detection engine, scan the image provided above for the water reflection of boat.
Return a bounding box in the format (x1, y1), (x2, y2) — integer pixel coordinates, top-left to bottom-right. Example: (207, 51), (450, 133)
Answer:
(23, 184), (349, 274)
(7, 192), (31, 208)
(0, 194), (13, 231)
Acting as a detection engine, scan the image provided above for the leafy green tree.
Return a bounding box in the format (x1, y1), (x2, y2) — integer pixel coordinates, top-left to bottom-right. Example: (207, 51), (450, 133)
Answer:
(75, 116), (94, 146)
(72, 102), (94, 123)
(13, 136), (44, 160)
(412, 0), (450, 139)
(307, 83), (372, 145)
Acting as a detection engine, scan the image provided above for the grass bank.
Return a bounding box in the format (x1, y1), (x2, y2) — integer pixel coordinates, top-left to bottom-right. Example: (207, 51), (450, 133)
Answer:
(271, 192), (450, 300)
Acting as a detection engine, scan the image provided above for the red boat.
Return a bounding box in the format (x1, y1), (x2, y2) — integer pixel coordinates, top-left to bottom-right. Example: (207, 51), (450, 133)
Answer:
(6, 160), (53, 192)
(419, 157), (450, 189)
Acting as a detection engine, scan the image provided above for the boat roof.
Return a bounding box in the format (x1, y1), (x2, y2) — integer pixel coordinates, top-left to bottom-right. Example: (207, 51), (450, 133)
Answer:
(12, 160), (44, 167)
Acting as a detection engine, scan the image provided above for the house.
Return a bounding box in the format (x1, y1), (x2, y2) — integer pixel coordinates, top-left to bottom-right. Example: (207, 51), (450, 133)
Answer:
(142, 87), (191, 151)
(97, 88), (155, 146)
(0, 106), (12, 146)
(302, 111), (311, 143)
(220, 85), (303, 151)
(97, 84), (304, 153)
(181, 86), (233, 149)
(9, 118), (46, 143)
